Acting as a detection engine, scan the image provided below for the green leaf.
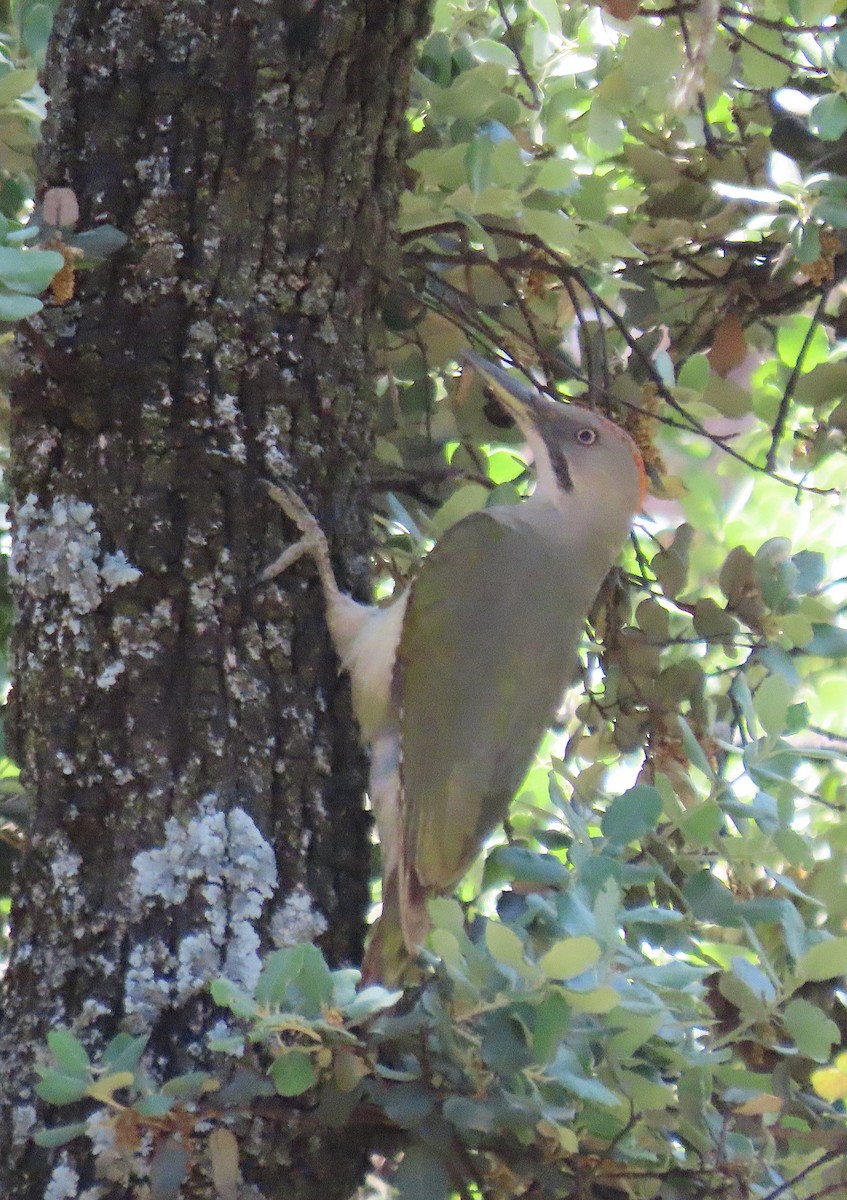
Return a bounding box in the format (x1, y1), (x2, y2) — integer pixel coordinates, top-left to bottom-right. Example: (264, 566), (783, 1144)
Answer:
(101, 1033), (149, 1074)
(533, 991), (572, 1063)
(602, 785), (662, 845)
(483, 844), (568, 888)
(784, 998), (840, 1061)
(806, 623), (847, 658)
(160, 1072), (213, 1099)
(427, 896), (466, 937)
(68, 225), (128, 261)
(453, 208), (499, 260)
(680, 801), (724, 845)
(619, 1069), (675, 1110)
(482, 1008), (533, 1072)
(796, 938), (847, 982)
(0, 246), (63, 294)
(535, 157), (574, 191)
(485, 921), (528, 972)
(792, 550), (826, 593)
(291, 944), (335, 1017)
(0, 291), (42, 320)
(466, 136), (492, 194)
(392, 1144), (451, 1200)
(539, 936), (601, 980)
(0, 68), (37, 106)
(342, 985), (402, 1022)
(32, 1121), (89, 1148)
(739, 27), (792, 88)
(149, 1138), (190, 1200)
(34, 1071), (89, 1106)
(520, 207), (579, 253)
(776, 315), (830, 372)
(207, 1033), (245, 1055)
(431, 482), (488, 535)
(255, 946), (305, 1007)
(210, 978), (257, 1019)
(678, 715), (715, 780)
(528, 0), (561, 34)
(443, 1095), (497, 1132)
(636, 598), (670, 639)
(755, 675), (794, 738)
(564, 986), (620, 1014)
(623, 24), (682, 87)
(693, 598), (738, 640)
(21, 3), (54, 59)
(269, 1051), (318, 1097)
(651, 525), (693, 598)
(810, 94), (847, 140)
(621, 906), (684, 926)
(382, 1082), (436, 1126)
(547, 1048), (621, 1108)
(683, 871), (738, 924)
(47, 1029), (91, 1080)
(678, 353), (710, 391)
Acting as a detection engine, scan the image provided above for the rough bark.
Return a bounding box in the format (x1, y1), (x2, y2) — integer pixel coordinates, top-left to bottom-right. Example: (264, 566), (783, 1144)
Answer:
(0, 1), (430, 1196)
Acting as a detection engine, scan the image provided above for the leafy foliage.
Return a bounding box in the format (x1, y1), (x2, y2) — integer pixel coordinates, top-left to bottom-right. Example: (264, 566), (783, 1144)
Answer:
(11, 1), (847, 1199)
(35, 899), (847, 1199)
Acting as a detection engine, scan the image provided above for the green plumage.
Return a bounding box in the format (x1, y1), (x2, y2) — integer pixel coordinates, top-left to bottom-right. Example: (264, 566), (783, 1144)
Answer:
(396, 500), (605, 896)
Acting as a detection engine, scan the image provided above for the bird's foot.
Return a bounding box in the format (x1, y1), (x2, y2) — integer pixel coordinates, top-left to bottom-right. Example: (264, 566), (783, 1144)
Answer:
(261, 481), (328, 581)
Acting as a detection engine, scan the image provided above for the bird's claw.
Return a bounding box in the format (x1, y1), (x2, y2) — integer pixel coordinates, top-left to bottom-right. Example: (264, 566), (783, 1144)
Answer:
(261, 480), (326, 582)
(263, 481), (317, 536)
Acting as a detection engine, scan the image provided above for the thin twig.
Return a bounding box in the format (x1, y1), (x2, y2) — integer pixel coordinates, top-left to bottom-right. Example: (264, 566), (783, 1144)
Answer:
(400, 218), (839, 494)
(766, 287), (831, 471)
(763, 1149), (844, 1200)
(495, 0), (541, 108)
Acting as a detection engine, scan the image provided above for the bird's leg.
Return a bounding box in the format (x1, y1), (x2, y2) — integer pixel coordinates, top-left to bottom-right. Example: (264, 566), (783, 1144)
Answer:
(262, 481), (374, 670)
(262, 482), (340, 596)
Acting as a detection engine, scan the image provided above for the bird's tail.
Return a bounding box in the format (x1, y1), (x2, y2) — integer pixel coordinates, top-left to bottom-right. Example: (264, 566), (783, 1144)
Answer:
(359, 864), (430, 987)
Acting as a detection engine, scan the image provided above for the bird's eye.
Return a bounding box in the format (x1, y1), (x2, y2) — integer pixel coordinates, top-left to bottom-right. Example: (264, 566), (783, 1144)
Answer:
(576, 427), (597, 445)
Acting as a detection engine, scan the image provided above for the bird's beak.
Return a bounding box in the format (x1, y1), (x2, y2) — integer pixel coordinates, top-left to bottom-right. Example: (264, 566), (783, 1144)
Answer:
(463, 351), (549, 435)
(465, 351), (649, 507)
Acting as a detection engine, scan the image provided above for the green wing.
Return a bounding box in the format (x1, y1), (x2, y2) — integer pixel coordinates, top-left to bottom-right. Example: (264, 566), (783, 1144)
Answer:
(396, 507), (590, 892)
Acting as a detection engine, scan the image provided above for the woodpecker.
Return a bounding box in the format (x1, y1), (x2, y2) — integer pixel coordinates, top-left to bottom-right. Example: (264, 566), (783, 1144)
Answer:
(264, 354), (646, 983)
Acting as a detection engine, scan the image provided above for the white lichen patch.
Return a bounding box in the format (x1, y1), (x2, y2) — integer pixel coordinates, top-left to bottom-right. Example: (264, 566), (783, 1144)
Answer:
(100, 551), (142, 589)
(124, 938), (174, 1025)
(11, 495), (141, 631)
(44, 1155), (80, 1200)
(213, 393), (247, 463)
(127, 799), (278, 1019)
(114, 599), (173, 661)
(49, 839), (82, 887)
(189, 575), (217, 633)
(270, 885), (328, 948)
(11, 1103), (36, 1145)
(48, 835), (85, 920)
(257, 406), (293, 479)
(96, 660), (126, 690)
(86, 1109), (133, 1186)
(85, 1104), (145, 1190)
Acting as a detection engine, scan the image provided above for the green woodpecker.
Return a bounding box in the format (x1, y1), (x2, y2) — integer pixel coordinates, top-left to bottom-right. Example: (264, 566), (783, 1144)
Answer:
(264, 354), (646, 983)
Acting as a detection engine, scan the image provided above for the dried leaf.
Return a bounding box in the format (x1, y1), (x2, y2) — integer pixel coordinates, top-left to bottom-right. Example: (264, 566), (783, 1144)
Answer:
(42, 186), (79, 228)
(209, 1128), (240, 1200)
(709, 311), (748, 377)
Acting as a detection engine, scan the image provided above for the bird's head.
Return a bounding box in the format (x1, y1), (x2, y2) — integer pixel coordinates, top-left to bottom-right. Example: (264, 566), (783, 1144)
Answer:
(465, 353), (647, 525)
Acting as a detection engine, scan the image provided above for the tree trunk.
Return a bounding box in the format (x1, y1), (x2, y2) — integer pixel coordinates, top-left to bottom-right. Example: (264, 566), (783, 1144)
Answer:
(0, 1), (430, 1196)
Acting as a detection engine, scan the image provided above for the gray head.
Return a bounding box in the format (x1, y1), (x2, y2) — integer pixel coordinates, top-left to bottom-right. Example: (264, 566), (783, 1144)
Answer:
(464, 352), (646, 521)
